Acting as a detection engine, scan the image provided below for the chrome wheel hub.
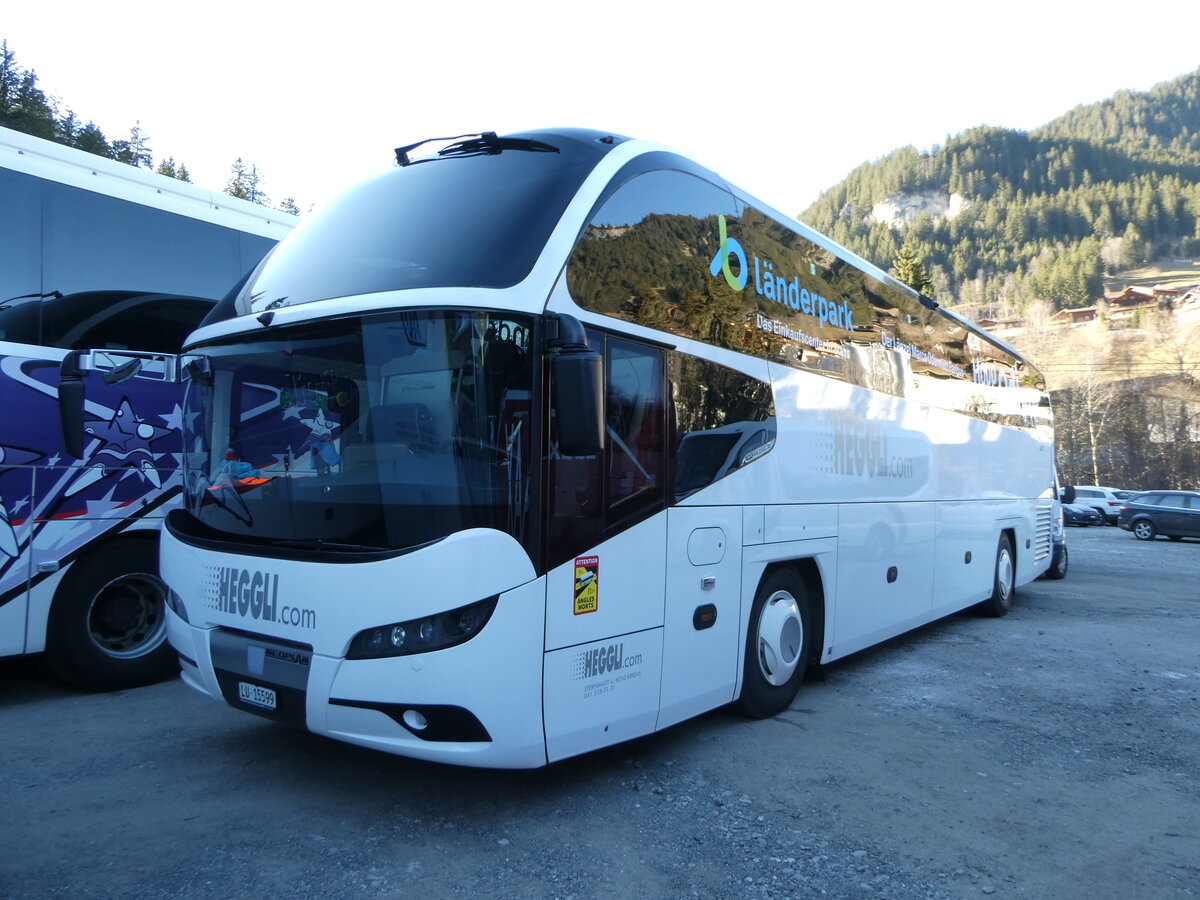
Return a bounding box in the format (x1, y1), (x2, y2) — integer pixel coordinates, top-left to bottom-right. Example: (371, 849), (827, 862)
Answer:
(756, 590), (803, 686)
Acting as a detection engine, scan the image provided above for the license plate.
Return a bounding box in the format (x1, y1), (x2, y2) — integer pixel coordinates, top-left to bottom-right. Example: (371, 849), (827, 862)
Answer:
(238, 681), (277, 710)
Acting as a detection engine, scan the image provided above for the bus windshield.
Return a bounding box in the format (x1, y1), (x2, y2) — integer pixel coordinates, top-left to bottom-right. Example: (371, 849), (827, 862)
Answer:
(235, 131), (618, 313)
(179, 310), (535, 554)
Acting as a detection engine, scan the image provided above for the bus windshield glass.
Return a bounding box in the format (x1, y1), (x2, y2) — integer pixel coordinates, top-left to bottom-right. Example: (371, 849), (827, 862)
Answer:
(179, 310), (535, 554)
(236, 131), (616, 313)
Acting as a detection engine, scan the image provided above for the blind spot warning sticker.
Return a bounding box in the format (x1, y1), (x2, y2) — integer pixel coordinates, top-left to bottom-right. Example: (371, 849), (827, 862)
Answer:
(573, 556), (599, 615)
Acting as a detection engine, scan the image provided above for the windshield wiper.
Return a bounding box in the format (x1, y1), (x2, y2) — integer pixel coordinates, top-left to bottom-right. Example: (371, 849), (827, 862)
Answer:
(394, 132), (558, 166)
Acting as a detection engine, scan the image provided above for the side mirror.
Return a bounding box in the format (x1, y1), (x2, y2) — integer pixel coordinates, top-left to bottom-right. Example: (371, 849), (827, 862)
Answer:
(1061, 485), (1076, 505)
(57, 350), (184, 459)
(553, 351), (605, 456)
(548, 314), (604, 456)
(58, 351), (87, 459)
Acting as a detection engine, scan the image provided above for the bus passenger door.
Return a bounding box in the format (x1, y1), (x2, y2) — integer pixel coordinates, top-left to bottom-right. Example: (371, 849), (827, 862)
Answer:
(657, 505), (742, 730)
(542, 334), (670, 762)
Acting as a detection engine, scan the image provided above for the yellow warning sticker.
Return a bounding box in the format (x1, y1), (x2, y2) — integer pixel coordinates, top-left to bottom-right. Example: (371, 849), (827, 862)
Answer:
(573, 556), (599, 615)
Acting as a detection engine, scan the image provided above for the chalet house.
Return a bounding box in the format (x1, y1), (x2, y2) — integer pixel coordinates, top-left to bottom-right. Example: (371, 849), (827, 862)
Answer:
(1106, 285), (1181, 309)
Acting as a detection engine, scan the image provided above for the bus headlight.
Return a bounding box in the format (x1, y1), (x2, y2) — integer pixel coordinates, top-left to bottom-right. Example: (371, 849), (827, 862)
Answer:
(346, 596), (498, 659)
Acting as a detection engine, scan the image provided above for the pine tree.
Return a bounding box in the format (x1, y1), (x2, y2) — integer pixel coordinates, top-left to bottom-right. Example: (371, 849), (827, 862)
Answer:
(893, 245), (935, 296)
(0, 43), (57, 140)
(74, 122), (110, 156)
(225, 158), (269, 205)
(113, 122), (153, 168)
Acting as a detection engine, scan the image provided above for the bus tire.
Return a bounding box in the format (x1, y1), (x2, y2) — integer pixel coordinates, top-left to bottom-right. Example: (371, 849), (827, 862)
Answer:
(44, 538), (177, 692)
(1043, 544), (1068, 580)
(979, 533), (1016, 618)
(736, 568), (810, 719)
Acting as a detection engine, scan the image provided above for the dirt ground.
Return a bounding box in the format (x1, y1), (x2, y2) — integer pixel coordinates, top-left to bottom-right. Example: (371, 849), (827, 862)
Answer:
(1, 525), (1197, 899)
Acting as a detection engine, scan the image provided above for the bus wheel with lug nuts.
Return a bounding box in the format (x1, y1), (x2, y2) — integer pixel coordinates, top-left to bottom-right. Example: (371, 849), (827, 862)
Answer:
(44, 538), (179, 691)
(979, 533), (1015, 617)
(737, 569), (811, 719)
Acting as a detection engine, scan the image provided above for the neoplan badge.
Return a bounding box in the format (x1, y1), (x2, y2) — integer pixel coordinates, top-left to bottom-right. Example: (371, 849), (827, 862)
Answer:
(574, 556), (599, 615)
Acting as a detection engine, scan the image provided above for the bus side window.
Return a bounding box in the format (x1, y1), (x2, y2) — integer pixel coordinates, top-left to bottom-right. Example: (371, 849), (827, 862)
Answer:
(605, 338), (666, 518)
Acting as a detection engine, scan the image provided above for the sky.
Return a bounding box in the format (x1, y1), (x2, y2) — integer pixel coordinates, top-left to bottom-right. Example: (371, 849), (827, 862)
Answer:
(4, 1), (1199, 218)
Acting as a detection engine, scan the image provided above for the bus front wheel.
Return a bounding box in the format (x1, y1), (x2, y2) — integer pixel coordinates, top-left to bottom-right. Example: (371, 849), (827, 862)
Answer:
(736, 568), (810, 718)
(1043, 543), (1068, 580)
(44, 538), (178, 691)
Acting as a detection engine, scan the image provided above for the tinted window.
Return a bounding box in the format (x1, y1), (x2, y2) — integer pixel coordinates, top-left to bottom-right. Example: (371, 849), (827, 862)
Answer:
(68, 296), (213, 352)
(239, 132), (617, 313)
(0, 291), (214, 350)
(566, 165), (1047, 435)
(543, 336), (777, 567)
(607, 339), (667, 516)
(567, 168), (739, 327)
(0, 169), (41, 303)
(1182, 494), (1200, 510)
(180, 310), (535, 554)
(1, 167), (278, 330)
(1138, 494), (1164, 505)
(42, 182), (272, 297)
(671, 353), (774, 499)
(545, 331), (667, 567)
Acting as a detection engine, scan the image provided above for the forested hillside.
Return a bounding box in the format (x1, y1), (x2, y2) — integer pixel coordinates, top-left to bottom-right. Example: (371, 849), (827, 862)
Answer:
(801, 69), (1200, 315)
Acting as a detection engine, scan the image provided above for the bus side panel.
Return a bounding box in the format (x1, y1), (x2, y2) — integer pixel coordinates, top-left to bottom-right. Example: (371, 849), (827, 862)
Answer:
(932, 500), (1005, 618)
(21, 564), (69, 655)
(0, 588), (28, 656)
(0, 344), (183, 658)
(656, 505), (743, 731)
(542, 515), (668, 762)
(0, 347), (49, 644)
(543, 627), (663, 764)
(829, 502), (936, 660)
(543, 516), (667, 652)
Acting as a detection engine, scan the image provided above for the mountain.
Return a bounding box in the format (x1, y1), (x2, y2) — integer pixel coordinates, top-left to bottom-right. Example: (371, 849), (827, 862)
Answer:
(799, 69), (1200, 316)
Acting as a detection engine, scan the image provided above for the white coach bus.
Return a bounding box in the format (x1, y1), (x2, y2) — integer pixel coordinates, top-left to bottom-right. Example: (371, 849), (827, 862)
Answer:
(157, 129), (1055, 767)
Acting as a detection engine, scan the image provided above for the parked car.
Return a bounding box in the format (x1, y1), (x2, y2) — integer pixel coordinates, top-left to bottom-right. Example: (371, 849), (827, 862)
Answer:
(1117, 490), (1200, 541)
(1070, 485), (1135, 525)
(1063, 503), (1104, 526)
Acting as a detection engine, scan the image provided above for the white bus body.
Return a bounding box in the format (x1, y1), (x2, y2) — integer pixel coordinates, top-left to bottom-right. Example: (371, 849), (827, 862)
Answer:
(0, 125), (294, 689)
(161, 130), (1054, 766)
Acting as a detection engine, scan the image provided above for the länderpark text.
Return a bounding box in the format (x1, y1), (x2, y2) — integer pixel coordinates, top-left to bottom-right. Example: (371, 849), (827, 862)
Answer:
(709, 215), (854, 331)
(709, 215), (988, 384)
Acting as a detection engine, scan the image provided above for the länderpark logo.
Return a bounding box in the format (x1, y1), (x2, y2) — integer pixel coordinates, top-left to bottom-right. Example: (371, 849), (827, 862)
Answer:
(709, 215), (855, 331)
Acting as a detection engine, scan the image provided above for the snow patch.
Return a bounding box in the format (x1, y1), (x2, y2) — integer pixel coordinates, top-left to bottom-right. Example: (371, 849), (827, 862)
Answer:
(869, 191), (971, 227)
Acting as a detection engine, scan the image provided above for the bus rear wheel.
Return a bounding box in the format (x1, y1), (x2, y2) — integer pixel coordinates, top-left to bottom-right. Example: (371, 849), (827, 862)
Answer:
(44, 538), (178, 691)
(736, 569), (810, 719)
(978, 533), (1015, 618)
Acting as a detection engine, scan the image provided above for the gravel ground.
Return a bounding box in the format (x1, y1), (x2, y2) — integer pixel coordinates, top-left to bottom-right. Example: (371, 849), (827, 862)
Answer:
(1, 525), (1197, 899)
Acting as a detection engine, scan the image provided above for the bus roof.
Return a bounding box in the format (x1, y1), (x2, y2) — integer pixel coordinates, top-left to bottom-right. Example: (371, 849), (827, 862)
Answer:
(0, 125), (295, 241)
